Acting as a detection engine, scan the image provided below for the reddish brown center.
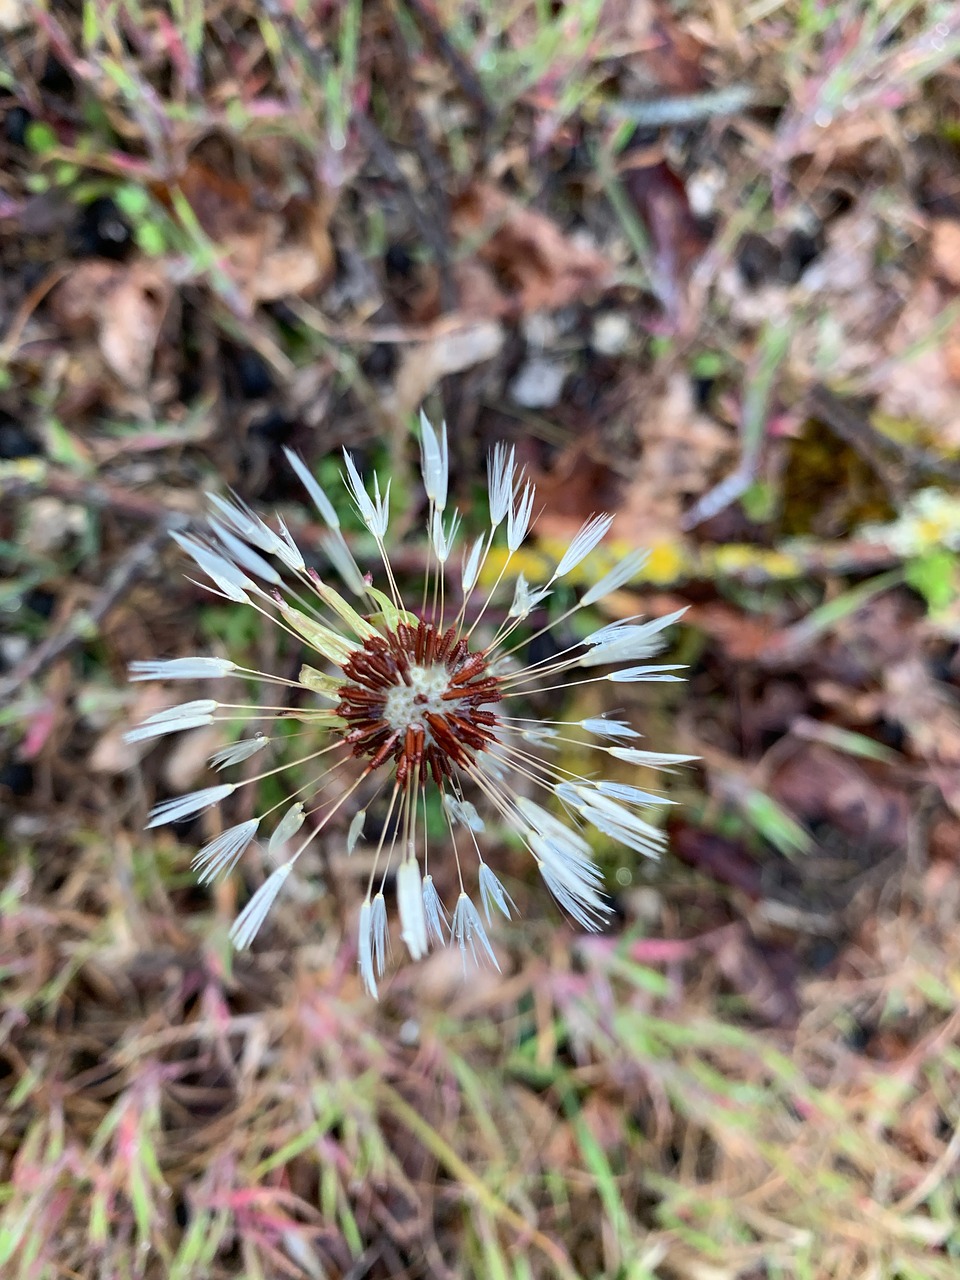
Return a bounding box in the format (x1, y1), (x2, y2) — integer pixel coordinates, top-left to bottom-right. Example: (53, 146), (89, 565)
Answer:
(337, 619), (501, 786)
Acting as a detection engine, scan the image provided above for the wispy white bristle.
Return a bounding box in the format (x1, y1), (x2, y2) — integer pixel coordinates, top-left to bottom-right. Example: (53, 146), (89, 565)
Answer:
(451, 893), (499, 970)
(342, 451), (390, 538)
(444, 794), (485, 832)
(461, 534), (486, 593)
(205, 492), (284, 557)
(229, 862), (294, 949)
(209, 519), (282, 586)
(508, 573), (551, 619)
(422, 875), (449, 947)
(607, 664), (686, 683)
(282, 447), (341, 529)
(507, 481), (536, 552)
(193, 819), (260, 883)
(487, 444), (516, 527)
(358, 899), (377, 998)
(538, 862), (610, 931)
(129, 657), (235, 682)
(397, 859), (429, 960)
(371, 892), (389, 976)
(419, 411), (449, 511)
(596, 780), (675, 806)
(146, 784), (235, 828)
(579, 549), (650, 607)
(274, 517), (305, 573)
(580, 609), (688, 667)
(608, 747), (698, 767)
(208, 735), (270, 770)
(125, 699), (218, 743)
(580, 717), (640, 740)
(478, 864), (514, 923)
(173, 532), (257, 603)
(551, 513), (613, 581)
(430, 507), (460, 564)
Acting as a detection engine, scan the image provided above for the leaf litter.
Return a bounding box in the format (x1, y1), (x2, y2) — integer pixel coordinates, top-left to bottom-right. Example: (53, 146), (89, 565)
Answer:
(2, 2), (960, 1278)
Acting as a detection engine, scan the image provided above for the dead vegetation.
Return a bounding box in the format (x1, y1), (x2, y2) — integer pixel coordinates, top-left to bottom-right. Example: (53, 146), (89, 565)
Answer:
(2, 2), (960, 1276)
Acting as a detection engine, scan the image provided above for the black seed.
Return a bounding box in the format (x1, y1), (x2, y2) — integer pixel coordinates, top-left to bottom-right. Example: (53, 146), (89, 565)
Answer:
(72, 197), (133, 261)
(0, 762), (33, 796)
(779, 227), (822, 284)
(0, 418), (42, 460)
(4, 106), (31, 147)
(24, 589), (56, 620)
(736, 233), (780, 289)
(232, 348), (274, 399)
(385, 243), (414, 279)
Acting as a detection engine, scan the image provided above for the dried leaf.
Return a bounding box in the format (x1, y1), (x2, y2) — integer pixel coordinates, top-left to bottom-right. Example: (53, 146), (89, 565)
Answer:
(452, 183), (613, 316)
(52, 260), (171, 390)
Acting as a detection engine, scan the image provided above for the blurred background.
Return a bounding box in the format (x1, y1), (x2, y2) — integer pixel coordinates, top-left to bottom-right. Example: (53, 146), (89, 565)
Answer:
(2, 2), (960, 1277)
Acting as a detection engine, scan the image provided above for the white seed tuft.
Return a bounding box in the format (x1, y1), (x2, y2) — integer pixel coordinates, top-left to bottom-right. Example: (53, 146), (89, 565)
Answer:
(487, 444), (517, 527)
(579, 549), (650, 607)
(419, 411), (449, 511)
(478, 863), (515, 923)
(397, 858), (429, 960)
(129, 657), (235, 682)
(282, 447), (341, 528)
(451, 893), (499, 970)
(208, 735), (270, 770)
(551, 513), (613, 581)
(230, 862), (294, 949)
(146, 784), (236, 829)
(193, 819), (260, 884)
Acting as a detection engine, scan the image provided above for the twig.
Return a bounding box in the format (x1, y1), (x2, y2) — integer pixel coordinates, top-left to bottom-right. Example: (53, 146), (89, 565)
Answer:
(400, 0), (496, 130)
(355, 113), (458, 312)
(0, 524), (178, 703)
(809, 384), (960, 486)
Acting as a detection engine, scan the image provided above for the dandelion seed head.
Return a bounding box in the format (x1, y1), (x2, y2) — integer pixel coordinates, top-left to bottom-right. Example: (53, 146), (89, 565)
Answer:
(129, 411), (692, 997)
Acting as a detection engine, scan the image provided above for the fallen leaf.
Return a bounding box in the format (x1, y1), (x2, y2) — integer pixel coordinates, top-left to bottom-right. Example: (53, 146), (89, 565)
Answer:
(883, 657), (960, 816)
(876, 279), (960, 450)
(386, 317), (504, 417)
(175, 159), (335, 308)
(771, 744), (908, 848)
(52, 260), (171, 389)
(452, 183), (614, 316)
(930, 218), (960, 289)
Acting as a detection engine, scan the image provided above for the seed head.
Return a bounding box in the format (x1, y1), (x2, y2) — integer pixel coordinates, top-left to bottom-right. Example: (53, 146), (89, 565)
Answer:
(128, 413), (691, 996)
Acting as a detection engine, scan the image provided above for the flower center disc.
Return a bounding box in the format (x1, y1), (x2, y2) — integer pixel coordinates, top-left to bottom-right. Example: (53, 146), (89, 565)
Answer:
(337, 619), (501, 785)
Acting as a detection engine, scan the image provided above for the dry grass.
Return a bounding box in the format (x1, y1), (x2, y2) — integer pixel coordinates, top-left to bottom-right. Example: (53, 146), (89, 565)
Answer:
(2, 2), (960, 1277)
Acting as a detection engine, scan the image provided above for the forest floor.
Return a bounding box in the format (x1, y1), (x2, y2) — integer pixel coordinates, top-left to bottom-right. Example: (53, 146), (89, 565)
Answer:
(2, 3), (960, 1278)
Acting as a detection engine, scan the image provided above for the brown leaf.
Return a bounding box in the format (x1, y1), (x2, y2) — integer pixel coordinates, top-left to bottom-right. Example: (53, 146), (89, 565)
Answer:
(884, 658), (960, 816)
(51, 260), (171, 390)
(930, 218), (960, 290)
(771, 744), (908, 847)
(621, 145), (708, 327)
(451, 183), (613, 316)
(176, 159), (334, 308)
(387, 318), (504, 417)
(672, 826), (763, 900)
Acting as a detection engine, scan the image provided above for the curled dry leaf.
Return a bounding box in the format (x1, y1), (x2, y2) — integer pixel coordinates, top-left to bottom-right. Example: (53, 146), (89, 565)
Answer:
(452, 182), (614, 316)
(883, 658), (960, 817)
(771, 744), (909, 850)
(877, 279), (960, 450)
(387, 318), (504, 418)
(929, 218), (960, 290)
(176, 159), (335, 309)
(52, 260), (171, 390)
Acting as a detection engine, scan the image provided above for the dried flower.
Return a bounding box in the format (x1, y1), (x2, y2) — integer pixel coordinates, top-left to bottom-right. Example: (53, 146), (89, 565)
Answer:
(128, 414), (691, 996)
